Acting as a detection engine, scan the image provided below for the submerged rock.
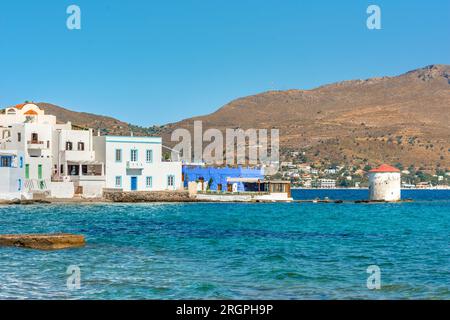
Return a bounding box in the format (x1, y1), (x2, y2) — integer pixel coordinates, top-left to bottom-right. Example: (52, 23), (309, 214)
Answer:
(0, 234), (85, 250)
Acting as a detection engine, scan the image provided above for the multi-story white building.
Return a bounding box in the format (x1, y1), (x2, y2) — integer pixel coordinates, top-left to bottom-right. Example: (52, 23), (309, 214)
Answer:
(312, 178), (337, 189)
(1, 103), (182, 199)
(93, 136), (182, 191)
(52, 125), (105, 197)
(1, 103), (58, 198)
(0, 103), (106, 199)
(0, 150), (26, 200)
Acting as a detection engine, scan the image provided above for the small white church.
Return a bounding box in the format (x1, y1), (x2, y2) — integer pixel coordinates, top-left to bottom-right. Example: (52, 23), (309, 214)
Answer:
(368, 164), (401, 202)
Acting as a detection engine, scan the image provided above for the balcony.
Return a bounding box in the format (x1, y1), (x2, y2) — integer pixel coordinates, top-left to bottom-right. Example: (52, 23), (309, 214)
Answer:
(69, 175), (106, 182)
(126, 161), (145, 169)
(63, 150), (95, 162)
(27, 140), (47, 149)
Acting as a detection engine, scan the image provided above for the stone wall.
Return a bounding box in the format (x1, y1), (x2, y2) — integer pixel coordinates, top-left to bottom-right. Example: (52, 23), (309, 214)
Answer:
(103, 190), (199, 203)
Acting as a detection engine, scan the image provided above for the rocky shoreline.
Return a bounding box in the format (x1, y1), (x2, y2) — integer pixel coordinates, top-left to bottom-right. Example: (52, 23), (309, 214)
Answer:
(102, 190), (199, 203)
(0, 190), (203, 205)
(0, 198), (108, 205)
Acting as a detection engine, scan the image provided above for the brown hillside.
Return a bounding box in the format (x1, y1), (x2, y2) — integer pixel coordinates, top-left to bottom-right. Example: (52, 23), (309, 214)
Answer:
(5, 64), (448, 171)
(161, 64), (450, 171)
(35, 103), (152, 136)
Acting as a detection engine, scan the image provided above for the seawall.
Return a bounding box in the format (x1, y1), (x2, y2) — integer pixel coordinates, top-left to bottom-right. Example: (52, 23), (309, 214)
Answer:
(103, 190), (200, 203)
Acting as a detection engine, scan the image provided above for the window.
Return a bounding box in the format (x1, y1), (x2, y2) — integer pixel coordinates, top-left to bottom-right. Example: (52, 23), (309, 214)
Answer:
(66, 141), (73, 150)
(146, 149), (153, 163)
(18, 133), (21, 142)
(0, 156), (12, 167)
(18, 179), (22, 191)
(25, 164), (30, 179)
(78, 142), (85, 151)
(115, 176), (122, 188)
(130, 149), (138, 162)
(167, 175), (175, 187)
(2, 130), (10, 139)
(19, 156), (23, 168)
(38, 164), (43, 180)
(31, 133), (38, 143)
(68, 165), (79, 176)
(115, 149), (122, 162)
(146, 176), (153, 188)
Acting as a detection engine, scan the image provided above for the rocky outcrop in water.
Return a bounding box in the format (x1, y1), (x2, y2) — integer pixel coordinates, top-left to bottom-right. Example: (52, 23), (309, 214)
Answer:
(0, 234), (85, 250)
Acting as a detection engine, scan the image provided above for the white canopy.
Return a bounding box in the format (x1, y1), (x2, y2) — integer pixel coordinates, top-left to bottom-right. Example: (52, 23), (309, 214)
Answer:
(227, 177), (261, 183)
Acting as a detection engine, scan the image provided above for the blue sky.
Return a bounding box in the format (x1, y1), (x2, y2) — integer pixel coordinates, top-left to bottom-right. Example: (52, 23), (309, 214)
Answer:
(0, 0), (449, 126)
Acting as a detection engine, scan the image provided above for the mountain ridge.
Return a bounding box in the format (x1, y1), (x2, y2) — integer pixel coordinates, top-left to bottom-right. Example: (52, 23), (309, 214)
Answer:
(3, 64), (449, 171)
(160, 64), (450, 170)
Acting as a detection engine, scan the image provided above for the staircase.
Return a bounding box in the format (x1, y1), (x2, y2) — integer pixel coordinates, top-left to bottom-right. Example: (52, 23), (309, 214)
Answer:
(24, 179), (51, 198)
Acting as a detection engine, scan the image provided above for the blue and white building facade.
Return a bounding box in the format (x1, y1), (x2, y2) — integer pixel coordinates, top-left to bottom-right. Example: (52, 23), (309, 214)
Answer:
(93, 136), (182, 191)
(0, 103), (107, 199)
(0, 150), (27, 200)
(182, 165), (265, 192)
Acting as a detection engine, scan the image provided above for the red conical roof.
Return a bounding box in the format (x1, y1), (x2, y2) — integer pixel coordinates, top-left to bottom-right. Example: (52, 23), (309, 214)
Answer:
(369, 164), (400, 173)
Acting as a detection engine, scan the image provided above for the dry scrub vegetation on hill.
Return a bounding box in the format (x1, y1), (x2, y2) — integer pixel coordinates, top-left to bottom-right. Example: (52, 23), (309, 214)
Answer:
(11, 65), (449, 171)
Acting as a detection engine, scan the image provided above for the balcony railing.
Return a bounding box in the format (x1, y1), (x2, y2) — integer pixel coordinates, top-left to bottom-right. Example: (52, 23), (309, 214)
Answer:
(126, 161), (144, 169)
(24, 179), (49, 191)
(69, 175), (106, 182)
(27, 141), (47, 149)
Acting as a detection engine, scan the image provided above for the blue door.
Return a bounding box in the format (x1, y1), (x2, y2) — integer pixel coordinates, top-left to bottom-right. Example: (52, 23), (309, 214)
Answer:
(131, 177), (138, 191)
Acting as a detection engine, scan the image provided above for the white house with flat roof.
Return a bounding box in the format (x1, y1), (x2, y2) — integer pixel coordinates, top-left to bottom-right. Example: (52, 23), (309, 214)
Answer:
(1, 103), (181, 199)
(1, 103), (56, 196)
(52, 125), (105, 198)
(93, 136), (182, 191)
(0, 103), (105, 199)
(0, 150), (28, 200)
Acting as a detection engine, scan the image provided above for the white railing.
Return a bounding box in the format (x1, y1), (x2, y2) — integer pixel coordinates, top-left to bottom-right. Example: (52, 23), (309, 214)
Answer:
(126, 161), (144, 169)
(27, 141), (47, 149)
(69, 175), (105, 182)
(25, 179), (50, 191)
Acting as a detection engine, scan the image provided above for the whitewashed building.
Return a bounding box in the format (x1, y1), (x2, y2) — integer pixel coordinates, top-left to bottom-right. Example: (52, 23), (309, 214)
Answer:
(0, 103), (106, 199)
(93, 136), (182, 191)
(1, 103), (56, 198)
(1, 103), (182, 199)
(52, 125), (105, 198)
(313, 178), (336, 189)
(368, 164), (401, 201)
(0, 150), (28, 200)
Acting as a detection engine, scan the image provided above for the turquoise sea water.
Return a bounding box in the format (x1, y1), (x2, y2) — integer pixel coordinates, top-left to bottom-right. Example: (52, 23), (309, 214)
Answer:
(0, 190), (449, 300)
